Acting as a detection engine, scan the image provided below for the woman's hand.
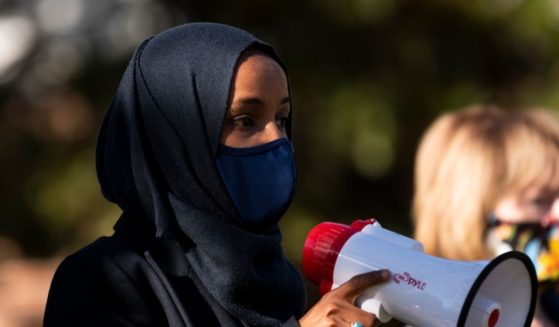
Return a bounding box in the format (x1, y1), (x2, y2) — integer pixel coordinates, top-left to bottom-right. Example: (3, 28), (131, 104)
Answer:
(299, 270), (391, 327)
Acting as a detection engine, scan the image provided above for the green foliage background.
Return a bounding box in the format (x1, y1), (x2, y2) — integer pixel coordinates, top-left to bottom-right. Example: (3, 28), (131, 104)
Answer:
(2, 0), (559, 317)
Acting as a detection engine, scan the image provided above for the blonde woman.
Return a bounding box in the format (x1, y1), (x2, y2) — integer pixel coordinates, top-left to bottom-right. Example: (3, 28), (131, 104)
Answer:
(412, 105), (559, 327)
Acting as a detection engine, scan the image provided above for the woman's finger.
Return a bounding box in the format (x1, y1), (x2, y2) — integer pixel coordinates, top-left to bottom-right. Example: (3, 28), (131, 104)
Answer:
(342, 310), (377, 327)
(299, 270), (390, 327)
(333, 269), (391, 302)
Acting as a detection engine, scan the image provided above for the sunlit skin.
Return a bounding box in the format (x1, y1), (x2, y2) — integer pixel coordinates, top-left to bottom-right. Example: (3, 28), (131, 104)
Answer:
(220, 52), (391, 327)
(493, 183), (559, 226)
(221, 52), (290, 148)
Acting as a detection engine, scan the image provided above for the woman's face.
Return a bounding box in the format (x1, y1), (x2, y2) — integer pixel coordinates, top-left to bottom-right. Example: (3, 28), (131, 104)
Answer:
(221, 52), (290, 148)
(493, 183), (559, 226)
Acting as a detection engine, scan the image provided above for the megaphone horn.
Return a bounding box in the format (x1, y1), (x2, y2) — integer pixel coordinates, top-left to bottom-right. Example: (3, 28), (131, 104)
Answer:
(302, 219), (537, 327)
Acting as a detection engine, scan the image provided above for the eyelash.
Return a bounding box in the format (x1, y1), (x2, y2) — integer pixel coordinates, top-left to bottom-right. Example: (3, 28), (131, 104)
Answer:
(229, 115), (289, 129)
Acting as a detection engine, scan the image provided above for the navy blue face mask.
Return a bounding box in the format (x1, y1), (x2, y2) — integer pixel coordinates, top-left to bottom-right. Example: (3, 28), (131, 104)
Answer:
(216, 137), (296, 226)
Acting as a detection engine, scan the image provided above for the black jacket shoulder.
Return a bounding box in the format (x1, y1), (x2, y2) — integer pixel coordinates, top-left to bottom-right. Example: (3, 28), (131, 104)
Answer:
(44, 235), (165, 327)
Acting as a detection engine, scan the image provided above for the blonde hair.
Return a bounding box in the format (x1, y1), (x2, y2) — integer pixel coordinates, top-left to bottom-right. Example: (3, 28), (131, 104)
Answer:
(412, 105), (559, 260)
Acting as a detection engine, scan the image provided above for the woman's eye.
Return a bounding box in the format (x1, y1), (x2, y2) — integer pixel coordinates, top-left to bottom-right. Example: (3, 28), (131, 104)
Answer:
(232, 115), (254, 128)
(276, 116), (288, 129)
(528, 196), (553, 211)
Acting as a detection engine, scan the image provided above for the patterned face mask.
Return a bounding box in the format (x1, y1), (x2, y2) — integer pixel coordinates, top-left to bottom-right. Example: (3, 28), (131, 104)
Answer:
(486, 215), (559, 282)
(487, 215), (559, 323)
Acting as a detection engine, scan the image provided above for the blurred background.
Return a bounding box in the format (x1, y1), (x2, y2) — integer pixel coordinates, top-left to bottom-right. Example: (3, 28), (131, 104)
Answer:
(2, 0), (559, 326)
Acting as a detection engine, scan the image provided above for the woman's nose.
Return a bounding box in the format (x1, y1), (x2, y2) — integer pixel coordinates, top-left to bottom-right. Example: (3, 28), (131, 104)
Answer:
(259, 121), (284, 144)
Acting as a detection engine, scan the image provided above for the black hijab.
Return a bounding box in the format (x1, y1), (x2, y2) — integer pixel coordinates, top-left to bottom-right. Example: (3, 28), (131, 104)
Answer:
(96, 22), (306, 326)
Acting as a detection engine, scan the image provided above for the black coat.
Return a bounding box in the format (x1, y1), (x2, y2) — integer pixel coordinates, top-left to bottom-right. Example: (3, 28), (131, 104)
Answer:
(44, 218), (301, 326)
(44, 23), (306, 326)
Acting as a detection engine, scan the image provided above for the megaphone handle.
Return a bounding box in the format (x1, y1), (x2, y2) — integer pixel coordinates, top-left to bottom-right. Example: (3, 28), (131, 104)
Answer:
(357, 296), (392, 323)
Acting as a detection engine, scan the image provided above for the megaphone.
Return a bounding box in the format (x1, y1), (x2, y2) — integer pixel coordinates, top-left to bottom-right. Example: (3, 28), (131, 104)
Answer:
(303, 219), (538, 327)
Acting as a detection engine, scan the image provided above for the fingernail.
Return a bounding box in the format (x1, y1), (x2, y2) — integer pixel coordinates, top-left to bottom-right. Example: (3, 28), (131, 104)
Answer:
(381, 269), (391, 279)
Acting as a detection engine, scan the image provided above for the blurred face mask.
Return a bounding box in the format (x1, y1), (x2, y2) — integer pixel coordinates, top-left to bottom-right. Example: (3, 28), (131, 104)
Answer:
(487, 215), (559, 282)
(216, 138), (296, 227)
(487, 215), (559, 323)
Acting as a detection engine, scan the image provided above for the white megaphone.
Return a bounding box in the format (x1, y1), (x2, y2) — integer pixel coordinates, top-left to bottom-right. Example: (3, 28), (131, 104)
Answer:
(302, 219), (538, 327)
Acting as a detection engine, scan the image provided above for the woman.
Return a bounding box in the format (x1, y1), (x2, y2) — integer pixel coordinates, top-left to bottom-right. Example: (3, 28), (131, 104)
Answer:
(413, 105), (559, 326)
(44, 22), (389, 327)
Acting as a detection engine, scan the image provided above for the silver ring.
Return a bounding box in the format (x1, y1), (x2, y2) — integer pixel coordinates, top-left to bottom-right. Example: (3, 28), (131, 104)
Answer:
(350, 322), (364, 327)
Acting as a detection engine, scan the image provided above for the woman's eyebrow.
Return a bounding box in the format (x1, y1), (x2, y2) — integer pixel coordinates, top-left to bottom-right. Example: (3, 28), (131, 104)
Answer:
(234, 96), (291, 106)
